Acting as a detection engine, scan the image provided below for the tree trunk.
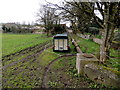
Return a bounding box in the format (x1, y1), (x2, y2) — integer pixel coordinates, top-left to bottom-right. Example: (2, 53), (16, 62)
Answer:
(100, 28), (115, 63)
(47, 31), (49, 36)
(100, 4), (109, 63)
(99, 3), (118, 63)
(100, 35), (107, 63)
(100, 39), (111, 63)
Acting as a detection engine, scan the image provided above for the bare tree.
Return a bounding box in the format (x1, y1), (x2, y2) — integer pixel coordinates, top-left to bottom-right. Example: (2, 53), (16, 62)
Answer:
(37, 4), (60, 36)
(50, 0), (120, 63)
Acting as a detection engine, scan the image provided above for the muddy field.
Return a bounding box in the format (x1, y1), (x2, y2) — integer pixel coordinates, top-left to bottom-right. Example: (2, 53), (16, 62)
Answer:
(2, 40), (108, 88)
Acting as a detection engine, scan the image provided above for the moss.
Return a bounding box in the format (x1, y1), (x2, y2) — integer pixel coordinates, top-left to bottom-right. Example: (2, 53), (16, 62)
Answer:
(103, 66), (120, 75)
(112, 41), (119, 44)
(38, 50), (59, 66)
(90, 63), (120, 75)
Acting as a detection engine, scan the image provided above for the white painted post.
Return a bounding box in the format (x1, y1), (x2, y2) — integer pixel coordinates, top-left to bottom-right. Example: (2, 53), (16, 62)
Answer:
(76, 53), (98, 75)
(76, 53), (81, 74)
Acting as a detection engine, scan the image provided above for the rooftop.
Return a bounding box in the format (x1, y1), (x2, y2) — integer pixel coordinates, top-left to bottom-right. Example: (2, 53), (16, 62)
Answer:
(55, 33), (68, 37)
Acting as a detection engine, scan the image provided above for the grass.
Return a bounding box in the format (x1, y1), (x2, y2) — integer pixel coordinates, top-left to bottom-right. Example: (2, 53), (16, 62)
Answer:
(2, 33), (52, 57)
(2, 37), (78, 88)
(3, 56), (43, 88)
(76, 37), (100, 56)
(73, 34), (119, 71)
(3, 49), (34, 66)
(95, 35), (101, 39)
(38, 47), (110, 88)
(38, 50), (59, 67)
(45, 54), (110, 88)
(2, 33), (118, 88)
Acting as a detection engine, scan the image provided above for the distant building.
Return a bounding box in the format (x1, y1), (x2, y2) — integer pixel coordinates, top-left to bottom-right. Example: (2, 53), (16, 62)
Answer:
(30, 26), (45, 34)
(0, 23), (3, 33)
(3, 23), (18, 29)
(30, 26), (45, 30)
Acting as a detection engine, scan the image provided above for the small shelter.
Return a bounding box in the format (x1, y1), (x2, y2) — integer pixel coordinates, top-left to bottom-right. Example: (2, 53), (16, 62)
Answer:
(53, 34), (70, 51)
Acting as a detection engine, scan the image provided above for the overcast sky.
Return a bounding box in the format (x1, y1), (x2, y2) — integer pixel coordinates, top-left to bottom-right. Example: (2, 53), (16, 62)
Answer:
(0, 0), (63, 24)
(0, 0), (103, 26)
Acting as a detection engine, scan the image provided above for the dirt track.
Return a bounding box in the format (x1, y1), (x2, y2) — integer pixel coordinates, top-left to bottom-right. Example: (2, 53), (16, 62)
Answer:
(41, 54), (76, 88)
(2, 40), (53, 88)
(2, 40), (52, 69)
(2, 38), (106, 88)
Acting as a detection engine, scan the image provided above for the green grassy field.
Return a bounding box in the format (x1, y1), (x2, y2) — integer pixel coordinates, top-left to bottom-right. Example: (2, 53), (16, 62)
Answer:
(2, 45), (109, 88)
(2, 33), (52, 57)
(2, 33), (118, 88)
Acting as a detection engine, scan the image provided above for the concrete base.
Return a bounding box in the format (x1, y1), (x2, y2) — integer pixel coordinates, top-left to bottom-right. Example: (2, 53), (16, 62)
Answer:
(76, 53), (120, 87)
(84, 63), (120, 87)
(76, 53), (98, 75)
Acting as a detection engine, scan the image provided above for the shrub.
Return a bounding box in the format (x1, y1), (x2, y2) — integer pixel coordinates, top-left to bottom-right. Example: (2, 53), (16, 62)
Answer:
(53, 24), (66, 34)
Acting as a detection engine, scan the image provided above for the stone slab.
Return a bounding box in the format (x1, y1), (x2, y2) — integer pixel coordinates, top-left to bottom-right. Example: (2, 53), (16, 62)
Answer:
(84, 63), (120, 87)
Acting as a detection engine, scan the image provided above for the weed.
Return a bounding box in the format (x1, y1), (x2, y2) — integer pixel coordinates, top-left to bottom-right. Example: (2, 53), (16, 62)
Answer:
(48, 81), (57, 87)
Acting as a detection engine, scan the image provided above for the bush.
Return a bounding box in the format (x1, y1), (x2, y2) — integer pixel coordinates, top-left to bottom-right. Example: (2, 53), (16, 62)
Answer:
(95, 35), (101, 39)
(53, 24), (66, 34)
(2, 25), (32, 34)
(114, 31), (120, 42)
(87, 27), (99, 35)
